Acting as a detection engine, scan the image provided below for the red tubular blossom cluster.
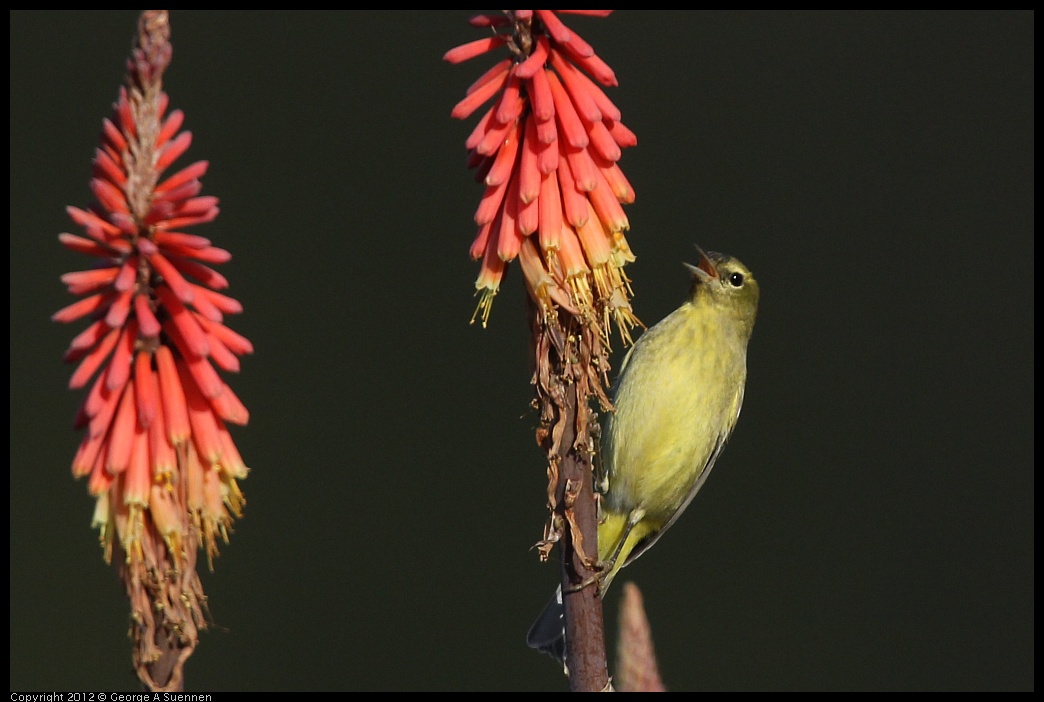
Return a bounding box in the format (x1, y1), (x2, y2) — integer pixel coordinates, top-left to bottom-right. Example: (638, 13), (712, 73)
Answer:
(446, 10), (639, 343)
(53, 11), (251, 690)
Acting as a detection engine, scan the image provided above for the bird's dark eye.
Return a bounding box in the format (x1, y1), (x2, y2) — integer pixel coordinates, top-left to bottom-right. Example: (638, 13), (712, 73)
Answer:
(728, 272), (744, 287)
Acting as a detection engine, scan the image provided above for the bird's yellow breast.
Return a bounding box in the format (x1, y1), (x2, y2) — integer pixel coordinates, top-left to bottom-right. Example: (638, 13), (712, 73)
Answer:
(602, 301), (746, 524)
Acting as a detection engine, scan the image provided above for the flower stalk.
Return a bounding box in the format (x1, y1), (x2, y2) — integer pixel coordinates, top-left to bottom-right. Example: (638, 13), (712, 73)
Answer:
(615, 583), (667, 692)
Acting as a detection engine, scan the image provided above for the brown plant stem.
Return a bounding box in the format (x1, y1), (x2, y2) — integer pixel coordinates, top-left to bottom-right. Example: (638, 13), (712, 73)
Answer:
(616, 582), (666, 692)
(558, 387), (610, 691)
(531, 296), (611, 691)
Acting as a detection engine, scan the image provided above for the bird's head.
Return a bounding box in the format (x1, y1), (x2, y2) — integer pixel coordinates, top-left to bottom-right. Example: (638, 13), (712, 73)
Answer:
(684, 246), (760, 330)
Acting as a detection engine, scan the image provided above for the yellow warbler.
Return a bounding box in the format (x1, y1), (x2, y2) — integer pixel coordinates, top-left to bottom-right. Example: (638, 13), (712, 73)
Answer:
(527, 247), (760, 667)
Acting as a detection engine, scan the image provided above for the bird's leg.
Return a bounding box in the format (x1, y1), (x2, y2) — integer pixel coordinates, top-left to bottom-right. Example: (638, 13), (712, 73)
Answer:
(564, 507), (646, 597)
(596, 507), (645, 597)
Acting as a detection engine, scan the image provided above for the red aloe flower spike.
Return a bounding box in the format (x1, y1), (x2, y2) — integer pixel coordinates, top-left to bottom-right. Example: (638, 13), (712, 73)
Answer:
(446, 10), (638, 332)
(53, 11), (251, 692)
(447, 11), (642, 689)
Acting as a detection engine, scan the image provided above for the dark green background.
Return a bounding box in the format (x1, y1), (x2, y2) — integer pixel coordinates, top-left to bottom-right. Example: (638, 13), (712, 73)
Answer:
(10, 11), (1033, 691)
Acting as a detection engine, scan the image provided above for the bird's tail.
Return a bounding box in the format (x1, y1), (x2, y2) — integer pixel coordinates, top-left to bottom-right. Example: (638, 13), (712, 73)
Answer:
(526, 585), (567, 670)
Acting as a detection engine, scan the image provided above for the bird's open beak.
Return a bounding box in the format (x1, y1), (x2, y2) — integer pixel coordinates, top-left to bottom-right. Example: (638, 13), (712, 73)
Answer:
(684, 245), (719, 284)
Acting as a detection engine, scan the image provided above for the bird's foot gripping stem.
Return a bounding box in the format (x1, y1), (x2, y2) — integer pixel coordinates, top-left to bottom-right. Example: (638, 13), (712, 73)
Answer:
(564, 507), (646, 598)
